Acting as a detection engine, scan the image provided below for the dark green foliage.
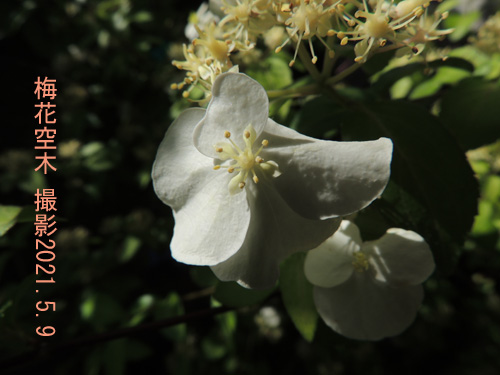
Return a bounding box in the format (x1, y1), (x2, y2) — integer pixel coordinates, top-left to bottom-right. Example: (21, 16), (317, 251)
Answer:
(440, 78), (500, 150)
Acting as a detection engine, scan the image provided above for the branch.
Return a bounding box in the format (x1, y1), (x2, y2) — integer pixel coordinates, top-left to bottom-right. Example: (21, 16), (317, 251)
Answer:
(267, 83), (320, 99)
(0, 305), (233, 371)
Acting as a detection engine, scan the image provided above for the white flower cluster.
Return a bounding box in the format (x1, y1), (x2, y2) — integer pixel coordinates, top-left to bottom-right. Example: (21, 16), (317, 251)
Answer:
(153, 73), (435, 339)
(154, 73), (392, 288)
(171, 0), (452, 100)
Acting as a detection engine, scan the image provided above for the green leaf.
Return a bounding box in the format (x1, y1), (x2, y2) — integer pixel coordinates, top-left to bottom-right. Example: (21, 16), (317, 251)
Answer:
(246, 56), (293, 91)
(472, 175), (500, 236)
(295, 96), (344, 138)
(390, 76), (413, 99)
(189, 266), (218, 288)
(440, 78), (500, 150)
(269, 98), (292, 123)
(213, 281), (274, 308)
(15, 206), (36, 223)
(484, 175), (500, 203)
(372, 58), (474, 96)
(128, 294), (154, 326)
(201, 336), (227, 360)
(0, 205), (23, 236)
(80, 291), (125, 329)
(279, 252), (317, 342)
(131, 11), (152, 23)
(409, 66), (471, 99)
(80, 141), (119, 171)
(120, 236), (141, 262)
(341, 101), (479, 250)
(449, 46), (500, 80)
(445, 11), (481, 42)
(472, 200), (497, 236)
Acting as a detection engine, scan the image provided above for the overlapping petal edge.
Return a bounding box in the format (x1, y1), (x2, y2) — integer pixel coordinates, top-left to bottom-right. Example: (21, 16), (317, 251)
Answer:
(153, 72), (393, 289)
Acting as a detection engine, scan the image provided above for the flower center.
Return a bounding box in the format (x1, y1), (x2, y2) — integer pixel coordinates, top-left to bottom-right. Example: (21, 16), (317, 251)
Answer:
(213, 124), (280, 194)
(363, 13), (391, 38)
(352, 252), (370, 273)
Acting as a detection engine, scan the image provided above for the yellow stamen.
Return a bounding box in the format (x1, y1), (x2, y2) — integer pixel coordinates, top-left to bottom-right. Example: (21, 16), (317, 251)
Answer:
(352, 252), (370, 272)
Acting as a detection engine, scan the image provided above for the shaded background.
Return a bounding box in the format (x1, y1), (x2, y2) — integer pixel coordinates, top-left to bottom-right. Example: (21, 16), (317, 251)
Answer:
(1, 0), (500, 374)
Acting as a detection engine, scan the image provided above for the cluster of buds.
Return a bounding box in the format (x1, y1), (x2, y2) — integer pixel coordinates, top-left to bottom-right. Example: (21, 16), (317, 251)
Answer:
(470, 11), (500, 55)
(171, 0), (452, 100)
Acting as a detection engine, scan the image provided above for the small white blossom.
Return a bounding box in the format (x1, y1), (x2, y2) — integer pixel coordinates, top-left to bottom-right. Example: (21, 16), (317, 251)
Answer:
(305, 220), (435, 340)
(185, 2), (221, 41)
(153, 73), (393, 289)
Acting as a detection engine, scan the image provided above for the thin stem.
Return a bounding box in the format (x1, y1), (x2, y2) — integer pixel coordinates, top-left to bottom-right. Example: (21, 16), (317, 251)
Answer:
(298, 43), (322, 82)
(321, 36), (337, 79)
(325, 62), (362, 86)
(267, 83), (321, 99)
(375, 42), (406, 55)
(182, 286), (215, 301)
(64, 306), (233, 349)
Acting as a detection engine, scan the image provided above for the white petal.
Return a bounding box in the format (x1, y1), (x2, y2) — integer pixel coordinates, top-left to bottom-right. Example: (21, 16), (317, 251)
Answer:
(304, 221), (362, 288)
(152, 108), (210, 211)
(363, 229), (435, 286)
(194, 73), (269, 158)
(152, 108), (250, 266)
(211, 179), (340, 289)
(336, 220), (363, 245)
(170, 172), (250, 265)
(260, 119), (393, 219)
(314, 273), (424, 341)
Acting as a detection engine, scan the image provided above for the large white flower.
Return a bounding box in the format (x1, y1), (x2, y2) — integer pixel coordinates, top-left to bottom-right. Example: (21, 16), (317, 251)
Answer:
(305, 220), (435, 340)
(152, 73), (393, 289)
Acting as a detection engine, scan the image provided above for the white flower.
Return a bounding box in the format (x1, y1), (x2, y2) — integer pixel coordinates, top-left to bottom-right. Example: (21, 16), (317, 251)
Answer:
(184, 2), (220, 41)
(304, 220), (435, 340)
(152, 73), (393, 289)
